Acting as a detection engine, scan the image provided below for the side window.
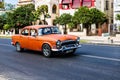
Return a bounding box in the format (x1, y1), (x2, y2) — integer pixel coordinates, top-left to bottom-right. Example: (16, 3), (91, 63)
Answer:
(38, 29), (42, 36)
(30, 29), (37, 36)
(43, 28), (51, 35)
(21, 29), (29, 36)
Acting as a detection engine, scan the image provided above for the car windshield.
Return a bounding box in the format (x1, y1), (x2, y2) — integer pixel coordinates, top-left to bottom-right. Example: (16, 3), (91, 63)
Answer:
(38, 26), (61, 36)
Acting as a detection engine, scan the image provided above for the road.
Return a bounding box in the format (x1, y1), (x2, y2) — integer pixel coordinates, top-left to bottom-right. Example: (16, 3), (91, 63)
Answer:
(0, 38), (120, 80)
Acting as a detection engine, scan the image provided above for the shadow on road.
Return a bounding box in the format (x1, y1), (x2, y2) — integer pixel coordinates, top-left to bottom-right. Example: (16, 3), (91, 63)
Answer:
(16, 49), (79, 58)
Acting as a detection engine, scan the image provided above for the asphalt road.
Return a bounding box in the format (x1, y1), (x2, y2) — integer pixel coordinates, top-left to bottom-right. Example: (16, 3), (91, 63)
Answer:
(0, 38), (120, 80)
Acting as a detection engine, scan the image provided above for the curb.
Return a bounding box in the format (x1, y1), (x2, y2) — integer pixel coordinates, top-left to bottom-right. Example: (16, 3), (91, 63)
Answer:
(81, 43), (120, 47)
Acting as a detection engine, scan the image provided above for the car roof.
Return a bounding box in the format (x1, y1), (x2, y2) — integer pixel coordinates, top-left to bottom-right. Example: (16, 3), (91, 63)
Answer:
(24, 25), (54, 29)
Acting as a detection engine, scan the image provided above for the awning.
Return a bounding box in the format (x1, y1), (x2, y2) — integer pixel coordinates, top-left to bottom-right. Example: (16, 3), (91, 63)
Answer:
(72, 0), (80, 8)
(83, 2), (91, 7)
(62, 0), (71, 4)
(83, 0), (91, 1)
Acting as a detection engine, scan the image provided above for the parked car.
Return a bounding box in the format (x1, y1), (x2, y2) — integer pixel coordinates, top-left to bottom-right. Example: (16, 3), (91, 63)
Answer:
(11, 25), (81, 57)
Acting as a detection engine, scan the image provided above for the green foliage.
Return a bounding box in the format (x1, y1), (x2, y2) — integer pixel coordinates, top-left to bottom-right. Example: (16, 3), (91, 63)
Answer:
(6, 4), (35, 28)
(36, 5), (49, 24)
(54, 13), (72, 34)
(3, 24), (10, 30)
(56, 13), (72, 25)
(0, 14), (6, 29)
(54, 17), (60, 25)
(73, 7), (107, 28)
(0, 2), (4, 8)
(116, 14), (120, 20)
(90, 8), (107, 24)
(68, 22), (75, 29)
(73, 6), (91, 25)
(36, 5), (48, 15)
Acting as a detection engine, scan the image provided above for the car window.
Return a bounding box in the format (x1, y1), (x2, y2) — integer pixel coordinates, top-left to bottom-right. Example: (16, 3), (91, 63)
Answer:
(30, 29), (37, 36)
(21, 29), (29, 36)
(38, 29), (42, 36)
(51, 27), (60, 34)
(42, 28), (51, 35)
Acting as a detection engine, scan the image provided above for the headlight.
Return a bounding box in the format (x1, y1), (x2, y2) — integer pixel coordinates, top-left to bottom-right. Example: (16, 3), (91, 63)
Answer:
(56, 40), (61, 49)
(76, 37), (80, 44)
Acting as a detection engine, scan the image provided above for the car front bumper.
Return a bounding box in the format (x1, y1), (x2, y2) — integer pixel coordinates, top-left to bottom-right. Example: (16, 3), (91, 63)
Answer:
(51, 44), (81, 52)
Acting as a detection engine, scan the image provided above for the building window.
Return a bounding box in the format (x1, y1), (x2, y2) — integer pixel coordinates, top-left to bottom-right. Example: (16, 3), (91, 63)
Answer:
(52, 4), (57, 14)
(72, 0), (80, 9)
(62, 4), (69, 9)
(111, 2), (113, 8)
(106, 0), (109, 10)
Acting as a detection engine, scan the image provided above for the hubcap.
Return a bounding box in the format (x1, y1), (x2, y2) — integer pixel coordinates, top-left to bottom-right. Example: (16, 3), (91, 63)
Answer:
(43, 45), (51, 56)
(16, 43), (20, 51)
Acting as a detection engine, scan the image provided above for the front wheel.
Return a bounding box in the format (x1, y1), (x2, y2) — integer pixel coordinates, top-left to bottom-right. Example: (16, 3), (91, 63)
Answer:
(42, 44), (52, 57)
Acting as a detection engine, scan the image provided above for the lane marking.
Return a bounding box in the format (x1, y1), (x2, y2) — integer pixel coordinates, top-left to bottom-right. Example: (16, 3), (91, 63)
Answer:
(1, 43), (120, 62)
(0, 43), (12, 47)
(82, 55), (120, 62)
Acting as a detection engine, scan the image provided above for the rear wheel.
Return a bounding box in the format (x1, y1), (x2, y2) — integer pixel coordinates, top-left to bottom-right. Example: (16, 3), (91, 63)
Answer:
(42, 44), (52, 57)
(16, 43), (24, 52)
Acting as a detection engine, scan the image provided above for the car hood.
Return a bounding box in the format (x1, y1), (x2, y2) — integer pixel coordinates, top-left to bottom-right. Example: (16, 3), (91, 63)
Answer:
(41, 34), (77, 41)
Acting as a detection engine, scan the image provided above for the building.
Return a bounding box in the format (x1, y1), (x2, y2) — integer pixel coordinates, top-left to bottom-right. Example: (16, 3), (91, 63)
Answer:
(59, 0), (96, 36)
(35, 0), (59, 25)
(0, 0), (4, 10)
(95, 0), (113, 25)
(59, 0), (95, 15)
(58, 0), (113, 36)
(17, 0), (34, 7)
(114, 0), (120, 32)
(95, 0), (113, 35)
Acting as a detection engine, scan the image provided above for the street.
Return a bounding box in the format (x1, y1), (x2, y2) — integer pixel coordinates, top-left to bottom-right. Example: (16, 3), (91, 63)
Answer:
(0, 39), (120, 80)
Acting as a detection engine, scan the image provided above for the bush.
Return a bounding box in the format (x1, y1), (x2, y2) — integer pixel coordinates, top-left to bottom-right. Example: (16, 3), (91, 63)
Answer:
(3, 24), (10, 30)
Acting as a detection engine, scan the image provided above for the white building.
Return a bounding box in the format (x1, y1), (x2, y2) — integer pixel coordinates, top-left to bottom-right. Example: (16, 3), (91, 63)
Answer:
(59, 0), (95, 15)
(35, 0), (59, 25)
(17, 0), (34, 7)
(114, 0), (120, 32)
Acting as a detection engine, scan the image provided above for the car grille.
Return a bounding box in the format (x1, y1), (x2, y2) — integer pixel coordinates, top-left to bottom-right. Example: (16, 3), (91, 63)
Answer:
(61, 40), (76, 47)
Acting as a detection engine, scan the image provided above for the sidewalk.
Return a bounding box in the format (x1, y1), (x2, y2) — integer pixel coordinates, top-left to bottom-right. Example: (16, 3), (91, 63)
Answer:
(80, 36), (120, 46)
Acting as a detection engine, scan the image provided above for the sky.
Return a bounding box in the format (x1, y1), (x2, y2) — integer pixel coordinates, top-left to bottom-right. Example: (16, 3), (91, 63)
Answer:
(4, 0), (18, 5)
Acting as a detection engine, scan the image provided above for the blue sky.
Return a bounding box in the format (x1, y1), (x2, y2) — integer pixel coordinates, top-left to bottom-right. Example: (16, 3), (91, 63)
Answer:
(4, 0), (18, 5)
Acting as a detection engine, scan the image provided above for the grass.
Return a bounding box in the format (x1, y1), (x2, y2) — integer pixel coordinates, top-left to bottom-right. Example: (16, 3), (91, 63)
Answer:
(80, 39), (88, 43)
(0, 35), (11, 39)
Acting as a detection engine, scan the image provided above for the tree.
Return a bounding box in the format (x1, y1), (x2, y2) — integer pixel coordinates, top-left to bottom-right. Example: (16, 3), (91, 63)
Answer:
(6, 4), (36, 34)
(0, 14), (6, 29)
(90, 8), (107, 26)
(116, 14), (120, 20)
(55, 13), (72, 34)
(3, 24), (10, 30)
(36, 5), (49, 24)
(73, 7), (107, 35)
(73, 6), (91, 35)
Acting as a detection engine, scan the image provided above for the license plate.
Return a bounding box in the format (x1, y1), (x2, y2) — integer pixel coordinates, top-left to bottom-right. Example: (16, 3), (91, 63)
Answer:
(66, 50), (73, 53)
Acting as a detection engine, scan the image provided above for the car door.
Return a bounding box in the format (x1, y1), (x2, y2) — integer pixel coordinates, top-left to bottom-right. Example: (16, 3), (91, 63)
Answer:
(20, 28), (30, 49)
(28, 28), (40, 51)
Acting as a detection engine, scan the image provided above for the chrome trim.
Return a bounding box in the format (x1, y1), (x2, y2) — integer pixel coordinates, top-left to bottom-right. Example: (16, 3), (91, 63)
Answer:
(52, 44), (81, 52)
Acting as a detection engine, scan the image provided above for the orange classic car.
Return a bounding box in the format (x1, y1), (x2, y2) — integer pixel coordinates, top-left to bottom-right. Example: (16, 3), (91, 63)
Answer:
(11, 25), (81, 57)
